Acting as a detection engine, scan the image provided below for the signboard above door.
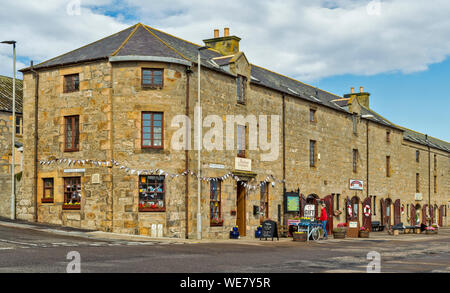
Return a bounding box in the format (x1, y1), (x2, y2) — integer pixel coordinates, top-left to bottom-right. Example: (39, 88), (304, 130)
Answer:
(350, 179), (364, 190)
(235, 157), (252, 172)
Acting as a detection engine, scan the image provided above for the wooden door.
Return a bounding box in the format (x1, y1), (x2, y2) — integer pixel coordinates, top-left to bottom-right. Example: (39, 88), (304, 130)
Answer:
(380, 199), (385, 226)
(422, 204), (428, 225)
(394, 199), (401, 225)
(410, 204), (416, 226)
(362, 197), (372, 232)
(385, 199), (392, 229)
(236, 182), (246, 236)
(439, 206), (444, 227)
(321, 194), (334, 235)
(300, 194), (306, 217)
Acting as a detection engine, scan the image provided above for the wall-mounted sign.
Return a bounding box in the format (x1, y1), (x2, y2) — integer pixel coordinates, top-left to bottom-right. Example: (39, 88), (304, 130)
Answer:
(304, 204), (315, 218)
(64, 169), (85, 173)
(92, 174), (101, 184)
(209, 163), (225, 169)
(350, 179), (364, 190)
(349, 221), (358, 228)
(415, 193), (423, 201)
(235, 157), (252, 172)
(286, 194), (300, 212)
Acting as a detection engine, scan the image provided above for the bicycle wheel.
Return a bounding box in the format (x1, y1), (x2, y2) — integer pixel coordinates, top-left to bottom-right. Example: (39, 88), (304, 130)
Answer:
(311, 228), (320, 241)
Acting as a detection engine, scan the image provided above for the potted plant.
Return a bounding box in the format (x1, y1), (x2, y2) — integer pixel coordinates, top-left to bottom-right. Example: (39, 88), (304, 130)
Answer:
(359, 226), (370, 238)
(293, 231), (307, 242)
(333, 223), (347, 239)
(210, 218), (224, 227)
(425, 225), (437, 235)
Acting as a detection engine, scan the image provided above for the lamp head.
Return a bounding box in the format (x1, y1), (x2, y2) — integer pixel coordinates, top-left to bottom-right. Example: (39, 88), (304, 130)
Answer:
(1, 40), (16, 45)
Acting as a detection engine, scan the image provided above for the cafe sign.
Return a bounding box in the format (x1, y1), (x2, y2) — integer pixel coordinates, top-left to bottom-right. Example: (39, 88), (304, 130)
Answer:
(304, 204), (315, 219)
(350, 179), (364, 190)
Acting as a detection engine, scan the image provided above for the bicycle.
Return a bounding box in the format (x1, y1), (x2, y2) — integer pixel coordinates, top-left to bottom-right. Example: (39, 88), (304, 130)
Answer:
(308, 222), (325, 241)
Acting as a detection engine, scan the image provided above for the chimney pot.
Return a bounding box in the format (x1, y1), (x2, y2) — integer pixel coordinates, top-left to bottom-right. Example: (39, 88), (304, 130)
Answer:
(214, 29), (219, 38)
(224, 28), (230, 37)
(351, 87), (355, 94)
(360, 86), (364, 93)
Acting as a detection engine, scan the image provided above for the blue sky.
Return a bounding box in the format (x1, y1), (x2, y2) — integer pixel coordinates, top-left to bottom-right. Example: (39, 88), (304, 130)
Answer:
(0, 0), (449, 141)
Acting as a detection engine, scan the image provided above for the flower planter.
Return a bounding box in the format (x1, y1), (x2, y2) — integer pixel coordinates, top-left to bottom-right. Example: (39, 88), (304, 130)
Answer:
(359, 231), (370, 238)
(62, 204), (80, 210)
(333, 231), (346, 239)
(293, 233), (307, 242)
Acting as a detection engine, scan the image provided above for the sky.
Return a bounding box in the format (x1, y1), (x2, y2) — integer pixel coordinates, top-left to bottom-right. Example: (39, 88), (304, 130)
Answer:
(0, 0), (449, 141)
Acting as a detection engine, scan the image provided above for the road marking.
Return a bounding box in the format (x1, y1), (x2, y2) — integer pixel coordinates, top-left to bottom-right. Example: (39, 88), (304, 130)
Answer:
(0, 239), (39, 247)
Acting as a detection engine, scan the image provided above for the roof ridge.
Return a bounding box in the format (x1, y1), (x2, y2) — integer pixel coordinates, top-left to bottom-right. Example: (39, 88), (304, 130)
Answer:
(143, 24), (222, 56)
(110, 23), (142, 56)
(250, 64), (343, 100)
(141, 25), (189, 61)
(360, 105), (450, 145)
(30, 23), (138, 69)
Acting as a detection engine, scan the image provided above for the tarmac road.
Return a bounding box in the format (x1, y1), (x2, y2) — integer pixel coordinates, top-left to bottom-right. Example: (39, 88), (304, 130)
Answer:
(0, 224), (449, 273)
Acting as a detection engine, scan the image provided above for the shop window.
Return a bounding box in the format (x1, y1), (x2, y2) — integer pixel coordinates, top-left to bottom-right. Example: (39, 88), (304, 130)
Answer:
(210, 180), (222, 226)
(386, 156), (391, 177)
(237, 75), (246, 104)
(352, 149), (358, 173)
(64, 115), (80, 152)
(63, 177), (81, 210)
(15, 116), (23, 135)
(142, 112), (164, 149)
(139, 175), (165, 212)
(237, 124), (246, 158)
(42, 178), (54, 203)
(310, 140), (317, 167)
(309, 109), (317, 123)
(142, 68), (163, 88)
(416, 173), (420, 193)
(260, 182), (269, 223)
(64, 73), (79, 93)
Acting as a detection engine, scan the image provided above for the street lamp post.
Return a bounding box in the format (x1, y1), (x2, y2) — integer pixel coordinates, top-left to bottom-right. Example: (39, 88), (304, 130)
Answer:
(1, 40), (17, 220)
(196, 46), (209, 240)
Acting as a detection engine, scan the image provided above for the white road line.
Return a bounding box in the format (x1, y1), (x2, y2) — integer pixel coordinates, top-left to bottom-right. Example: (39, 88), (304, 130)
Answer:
(0, 239), (38, 246)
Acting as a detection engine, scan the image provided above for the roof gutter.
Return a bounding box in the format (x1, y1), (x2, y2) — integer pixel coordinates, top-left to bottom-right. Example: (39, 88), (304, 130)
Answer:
(109, 56), (192, 67)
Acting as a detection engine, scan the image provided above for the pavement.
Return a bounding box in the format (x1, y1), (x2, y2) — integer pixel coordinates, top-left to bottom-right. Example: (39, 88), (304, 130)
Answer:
(0, 218), (449, 273)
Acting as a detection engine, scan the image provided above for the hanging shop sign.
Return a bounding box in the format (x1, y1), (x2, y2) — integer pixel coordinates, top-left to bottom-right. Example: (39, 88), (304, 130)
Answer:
(349, 179), (364, 190)
(304, 204), (315, 219)
(363, 205), (371, 217)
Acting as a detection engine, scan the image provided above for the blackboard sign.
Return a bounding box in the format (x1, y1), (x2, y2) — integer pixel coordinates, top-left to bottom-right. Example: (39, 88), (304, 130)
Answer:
(260, 220), (279, 241)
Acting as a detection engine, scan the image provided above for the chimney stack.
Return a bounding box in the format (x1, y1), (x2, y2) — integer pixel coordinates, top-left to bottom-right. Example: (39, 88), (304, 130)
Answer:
(344, 86), (371, 109)
(203, 27), (241, 56)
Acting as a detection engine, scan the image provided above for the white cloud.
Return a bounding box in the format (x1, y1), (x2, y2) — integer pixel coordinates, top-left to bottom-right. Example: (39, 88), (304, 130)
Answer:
(1, 0), (450, 82)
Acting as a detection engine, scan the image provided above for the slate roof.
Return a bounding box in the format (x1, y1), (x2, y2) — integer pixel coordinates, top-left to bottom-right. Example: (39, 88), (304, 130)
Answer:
(20, 23), (449, 152)
(0, 75), (23, 113)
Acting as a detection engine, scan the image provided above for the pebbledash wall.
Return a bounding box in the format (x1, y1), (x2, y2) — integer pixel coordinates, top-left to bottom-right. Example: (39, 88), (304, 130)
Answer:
(17, 46), (449, 239)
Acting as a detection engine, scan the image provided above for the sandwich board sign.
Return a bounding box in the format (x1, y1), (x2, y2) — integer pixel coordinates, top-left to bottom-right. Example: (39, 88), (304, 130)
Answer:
(304, 204), (315, 219)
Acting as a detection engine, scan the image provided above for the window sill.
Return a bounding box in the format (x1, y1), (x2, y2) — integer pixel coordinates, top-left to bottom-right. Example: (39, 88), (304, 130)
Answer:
(41, 198), (54, 204)
(237, 101), (246, 106)
(142, 86), (163, 90)
(62, 205), (81, 210)
(139, 208), (166, 212)
(210, 223), (224, 227)
(64, 149), (80, 153)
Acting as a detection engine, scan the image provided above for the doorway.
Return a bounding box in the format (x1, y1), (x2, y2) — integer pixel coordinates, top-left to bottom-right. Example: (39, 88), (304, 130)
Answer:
(236, 181), (247, 236)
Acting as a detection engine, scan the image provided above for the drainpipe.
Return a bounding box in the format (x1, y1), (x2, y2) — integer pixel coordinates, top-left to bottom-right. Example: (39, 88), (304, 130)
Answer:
(30, 61), (39, 222)
(426, 134), (431, 224)
(185, 66), (191, 239)
(282, 94), (286, 227)
(366, 119), (369, 199)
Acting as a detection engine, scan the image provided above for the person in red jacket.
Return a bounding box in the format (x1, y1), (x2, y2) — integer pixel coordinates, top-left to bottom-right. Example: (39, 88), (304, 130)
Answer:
(320, 202), (328, 240)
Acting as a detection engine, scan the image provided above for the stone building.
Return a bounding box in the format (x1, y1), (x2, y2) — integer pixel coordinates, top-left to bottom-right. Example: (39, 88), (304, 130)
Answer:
(0, 75), (23, 218)
(18, 23), (449, 238)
